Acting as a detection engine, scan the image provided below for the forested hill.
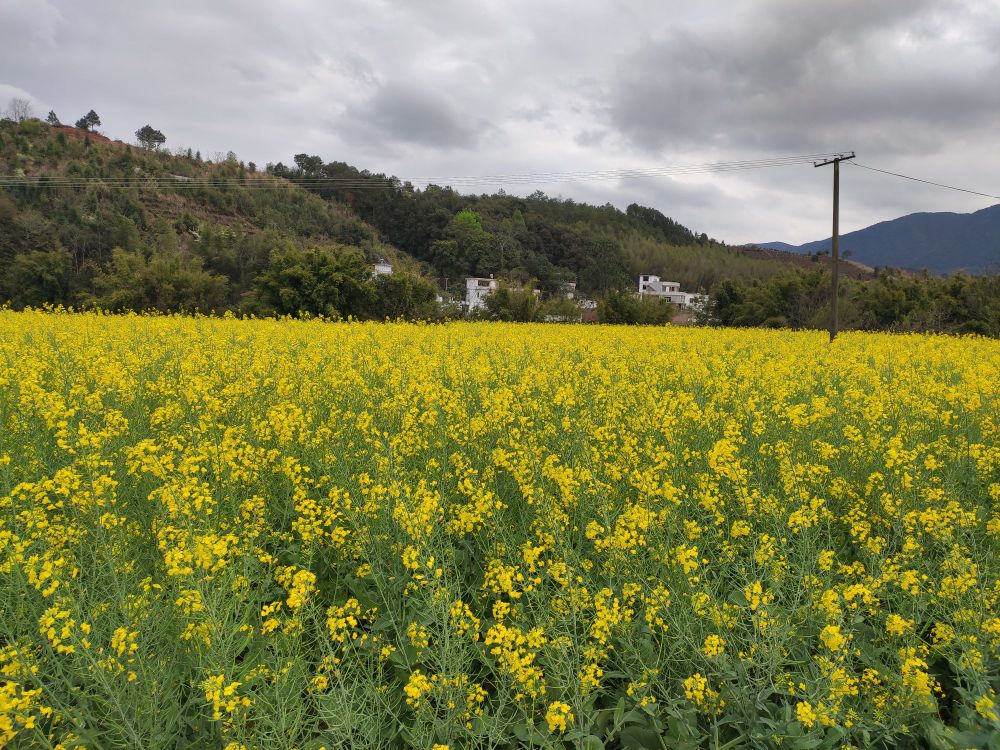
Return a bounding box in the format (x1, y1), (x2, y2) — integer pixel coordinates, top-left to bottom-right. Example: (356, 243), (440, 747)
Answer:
(0, 117), (832, 314)
(269, 155), (861, 294)
(0, 119), (406, 313)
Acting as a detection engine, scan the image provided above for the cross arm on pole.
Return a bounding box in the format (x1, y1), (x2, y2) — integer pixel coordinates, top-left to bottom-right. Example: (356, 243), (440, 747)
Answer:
(814, 152), (855, 168)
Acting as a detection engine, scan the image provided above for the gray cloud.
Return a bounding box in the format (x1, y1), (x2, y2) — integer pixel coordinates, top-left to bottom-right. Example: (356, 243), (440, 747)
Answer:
(343, 82), (486, 151)
(0, 0), (63, 50)
(1, 0), (998, 244)
(606, 0), (1000, 154)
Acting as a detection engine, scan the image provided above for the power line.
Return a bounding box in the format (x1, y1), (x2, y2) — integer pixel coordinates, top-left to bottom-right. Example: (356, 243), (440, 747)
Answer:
(850, 161), (1000, 201)
(7, 153), (996, 201)
(1, 154), (836, 185)
(0, 152), (849, 189)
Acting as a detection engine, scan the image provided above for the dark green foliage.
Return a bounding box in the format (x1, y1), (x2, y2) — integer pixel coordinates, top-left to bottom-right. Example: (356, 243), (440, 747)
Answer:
(853, 270), (1000, 335)
(577, 237), (632, 294)
(711, 269), (830, 329)
(598, 289), (674, 325)
(293, 153), (323, 175)
(710, 268), (1000, 335)
(482, 285), (541, 322)
(626, 203), (699, 245)
(429, 209), (493, 279)
(18, 119), (45, 137)
(0, 192), (15, 223)
(86, 248), (229, 312)
(1, 246), (73, 307)
(111, 214), (142, 251)
(372, 271), (439, 320)
(538, 295), (583, 322)
(254, 244), (376, 318)
(75, 110), (101, 131)
(46, 110), (61, 126)
(135, 125), (166, 151)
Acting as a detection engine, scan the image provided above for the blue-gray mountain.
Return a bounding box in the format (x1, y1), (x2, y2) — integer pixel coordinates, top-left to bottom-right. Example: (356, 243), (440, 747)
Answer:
(755, 204), (1000, 275)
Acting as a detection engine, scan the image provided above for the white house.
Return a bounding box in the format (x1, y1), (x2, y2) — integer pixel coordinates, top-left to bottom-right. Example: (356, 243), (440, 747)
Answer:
(372, 259), (393, 276)
(637, 274), (707, 310)
(465, 276), (499, 311)
(638, 274), (680, 297)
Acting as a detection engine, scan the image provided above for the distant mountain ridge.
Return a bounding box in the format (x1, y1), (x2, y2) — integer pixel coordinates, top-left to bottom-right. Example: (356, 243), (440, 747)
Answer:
(755, 204), (1000, 275)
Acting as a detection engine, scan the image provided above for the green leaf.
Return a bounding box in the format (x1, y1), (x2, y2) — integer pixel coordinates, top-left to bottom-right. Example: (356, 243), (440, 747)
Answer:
(398, 724), (415, 747)
(613, 697), (626, 725)
(592, 707), (616, 733)
(818, 726), (847, 749)
(621, 708), (649, 726)
(620, 726), (661, 750)
(951, 729), (998, 749)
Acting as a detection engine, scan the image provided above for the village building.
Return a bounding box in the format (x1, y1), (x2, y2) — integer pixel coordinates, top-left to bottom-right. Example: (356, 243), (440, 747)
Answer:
(372, 259), (393, 276)
(464, 276), (499, 311)
(637, 274), (708, 310)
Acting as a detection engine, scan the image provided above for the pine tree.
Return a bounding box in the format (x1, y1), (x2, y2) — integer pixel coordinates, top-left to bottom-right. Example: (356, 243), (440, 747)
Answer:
(75, 110), (101, 131)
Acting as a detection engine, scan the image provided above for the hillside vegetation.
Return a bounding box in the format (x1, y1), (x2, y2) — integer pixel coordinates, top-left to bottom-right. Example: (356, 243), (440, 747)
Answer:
(0, 118), (820, 315)
(1, 117), (997, 334)
(0, 119), (417, 315)
(271, 155), (856, 294)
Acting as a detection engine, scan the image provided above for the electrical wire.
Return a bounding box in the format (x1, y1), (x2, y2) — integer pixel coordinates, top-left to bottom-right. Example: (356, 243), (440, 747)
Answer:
(850, 161), (1000, 201)
(0, 152), (849, 189)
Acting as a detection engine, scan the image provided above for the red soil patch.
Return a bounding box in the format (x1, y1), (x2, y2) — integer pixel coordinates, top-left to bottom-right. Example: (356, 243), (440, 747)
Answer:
(53, 126), (125, 146)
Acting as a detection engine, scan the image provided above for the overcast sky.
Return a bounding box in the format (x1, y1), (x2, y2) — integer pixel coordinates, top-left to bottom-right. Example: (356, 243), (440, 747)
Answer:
(2, 0), (998, 244)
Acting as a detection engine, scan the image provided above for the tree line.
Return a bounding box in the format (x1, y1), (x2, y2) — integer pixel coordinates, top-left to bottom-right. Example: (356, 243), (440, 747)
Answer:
(0, 115), (997, 334)
(712, 267), (999, 336)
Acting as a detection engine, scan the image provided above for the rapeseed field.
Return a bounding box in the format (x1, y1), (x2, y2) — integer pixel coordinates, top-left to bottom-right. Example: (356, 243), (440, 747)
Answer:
(1, 310), (998, 749)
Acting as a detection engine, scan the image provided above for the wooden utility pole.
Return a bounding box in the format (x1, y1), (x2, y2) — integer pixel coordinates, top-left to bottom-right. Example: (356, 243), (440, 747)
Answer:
(814, 152), (855, 341)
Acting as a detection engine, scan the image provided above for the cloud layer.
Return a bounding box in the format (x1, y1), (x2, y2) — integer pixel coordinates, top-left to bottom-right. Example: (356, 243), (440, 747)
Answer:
(2, 0), (998, 244)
